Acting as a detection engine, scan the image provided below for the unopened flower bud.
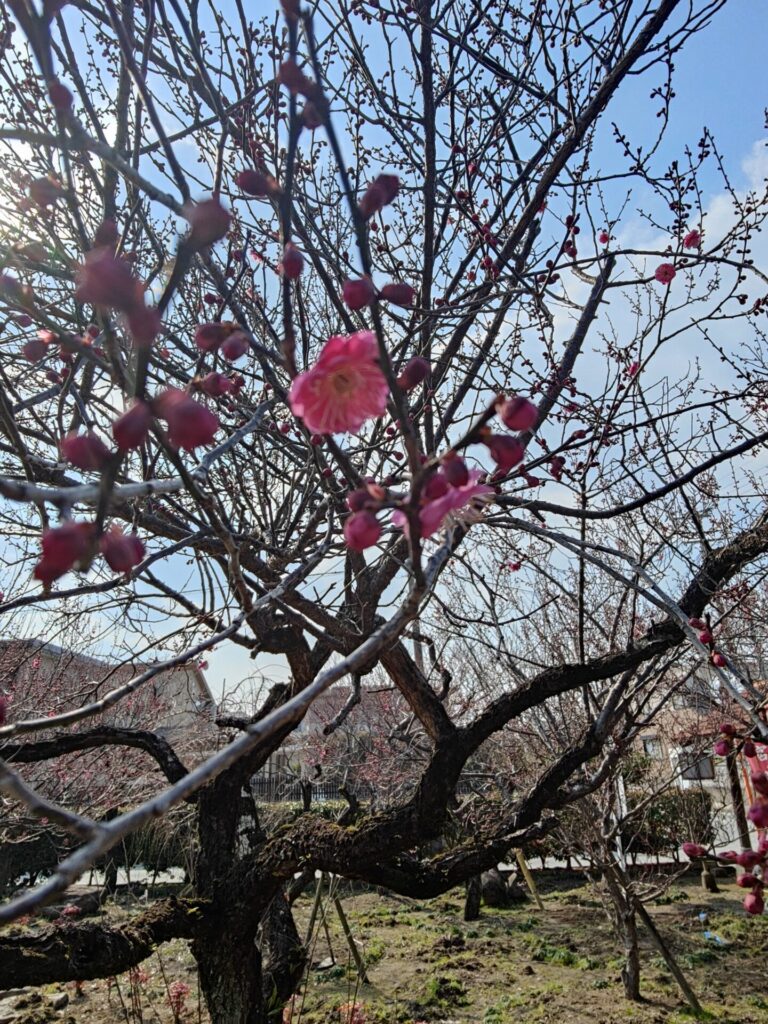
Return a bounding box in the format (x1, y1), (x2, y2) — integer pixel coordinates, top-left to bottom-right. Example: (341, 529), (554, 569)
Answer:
(60, 431), (111, 471)
(442, 455), (469, 488)
(342, 277), (376, 310)
(344, 510), (381, 550)
(358, 174), (399, 218)
(397, 356), (430, 392)
(380, 282), (415, 307)
(183, 198), (231, 248)
(220, 331), (250, 361)
(100, 526), (144, 573)
(498, 395), (538, 432)
(112, 401), (152, 451)
(281, 242), (305, 280)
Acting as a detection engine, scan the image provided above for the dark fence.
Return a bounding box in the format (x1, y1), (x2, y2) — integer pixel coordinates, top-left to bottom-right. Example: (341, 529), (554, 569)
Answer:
(250, 774), (482, 804)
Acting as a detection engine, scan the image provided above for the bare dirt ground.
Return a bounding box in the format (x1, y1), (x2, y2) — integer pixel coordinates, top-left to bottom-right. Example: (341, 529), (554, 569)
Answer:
(2, 873), (767, 1024)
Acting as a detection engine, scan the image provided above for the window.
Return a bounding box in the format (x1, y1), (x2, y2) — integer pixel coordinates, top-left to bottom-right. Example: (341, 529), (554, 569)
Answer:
(672, 676), (717, 712)
(679, 749), (715, 781)
(642, 737), (663, 759)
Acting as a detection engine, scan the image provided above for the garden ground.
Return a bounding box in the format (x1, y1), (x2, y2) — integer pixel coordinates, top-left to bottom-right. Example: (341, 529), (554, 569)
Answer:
(1, 872), (767, 1024)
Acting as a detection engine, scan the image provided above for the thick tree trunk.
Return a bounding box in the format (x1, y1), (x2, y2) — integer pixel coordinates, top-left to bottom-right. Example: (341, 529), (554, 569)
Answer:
(602, 863), (641, 1001)
(194, 929), (266, 1024)
(618, 911), (641, 1001)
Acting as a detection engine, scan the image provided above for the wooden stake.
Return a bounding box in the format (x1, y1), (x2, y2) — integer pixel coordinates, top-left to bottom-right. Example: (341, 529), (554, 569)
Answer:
(515, 850), (544, 910)
(333, 893), (369, 983)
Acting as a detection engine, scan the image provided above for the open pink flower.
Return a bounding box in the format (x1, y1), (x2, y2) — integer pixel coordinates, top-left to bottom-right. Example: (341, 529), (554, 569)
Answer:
(683, 229), (701, 249)
(289, 330), (389, 434)
(654, 262), (676, 285)
(393, 469), (493, 539)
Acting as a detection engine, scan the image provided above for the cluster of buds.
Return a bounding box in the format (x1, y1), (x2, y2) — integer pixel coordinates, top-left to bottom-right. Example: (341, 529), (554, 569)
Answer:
(75, 223), (161, 347)
(341, 276), (416, 311)
(194, 321), (250, 361)
(688, 616), (727, 668)
(343, 480), (387, 550)
(340, 391), (540, 551)
(712, 726), (768, 826)
(711, 721), (758, 760)
(481, 394), (538, 476)
(358, 173), (399, 219)
(33, 522), (144, 586)
(683, 840), (768, 915)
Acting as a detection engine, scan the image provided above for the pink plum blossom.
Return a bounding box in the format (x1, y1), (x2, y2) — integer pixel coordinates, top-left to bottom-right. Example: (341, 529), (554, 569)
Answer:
(289, 330), (389, 434)
(683, 229), (702, 249)
(654, 262), (676, 285)
(393, 469), (493, 539)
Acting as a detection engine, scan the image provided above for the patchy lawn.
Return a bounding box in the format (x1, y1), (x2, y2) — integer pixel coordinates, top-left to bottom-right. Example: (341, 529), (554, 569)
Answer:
(1, 874), (767, 1024)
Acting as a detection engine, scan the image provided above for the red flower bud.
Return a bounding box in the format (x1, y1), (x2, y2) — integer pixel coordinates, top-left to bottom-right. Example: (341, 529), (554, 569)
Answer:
(28, 176), (63, 208)
(156, 388), (218, 450)
(302, 101), (323, 129)
(719, 723), (736, 736)
(347, 489), (373, 512)
(281, 242), (305, 280)
(549, 455), (565, 480)
(744, 891), (765, 915)
(598, 230), (610, 245)
(715, 850), (739, 862)
(195, 322), (230, 352)
(220, 331), (250, 361)
(112, 401), (152, 451)
(698, 629), (713, 645)
(737, 873), (761, 889)
(736, 849), (763, 870)
(711, 652), (727, 668)
(278, 59), (313, 96)
(498, 395), (538, 432)
(442, 456), (469, 487)
(396, 356), (430, 392)
(100, 526), (144, 573)
(48, 79), (73, 112)
(34, 521), (95, 583)
(358, 174), (400, 219)
(743, 741), (757, 758)
(126, 303), (161, 347)
(183, 198), (231, 248)
(60, 431), (111, 471)
(22, 337), (48, 363)
(344, 510), (381, 550)
(748, 802), (768, 829)
(380, 282), (415, 307)
(200, 372), (234, 397)
(681, 842), (707, 859)
(751, 771), (768, 796)
(688, 618), (706, 629)
(75, 249), (142, 313)
(713, 739), (731, 757)
(235, 169), (278, 197)
(487, 435), (525, 472)
(342, 277), (376, 310)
